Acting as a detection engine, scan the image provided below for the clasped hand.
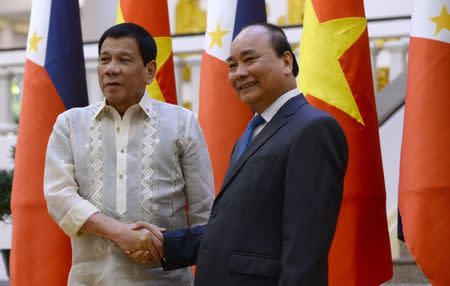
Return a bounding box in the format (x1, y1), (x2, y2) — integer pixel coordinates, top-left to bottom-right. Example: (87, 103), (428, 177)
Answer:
(115, 222), (165, 265)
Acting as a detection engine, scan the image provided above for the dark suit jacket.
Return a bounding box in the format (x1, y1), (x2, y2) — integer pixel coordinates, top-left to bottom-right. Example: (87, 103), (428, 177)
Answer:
(163, 95), (348, 286)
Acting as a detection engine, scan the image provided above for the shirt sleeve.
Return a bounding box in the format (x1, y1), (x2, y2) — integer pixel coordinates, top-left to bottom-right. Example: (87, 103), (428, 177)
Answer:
(44, 112), (99, 238)
(180, 112), (214, 227)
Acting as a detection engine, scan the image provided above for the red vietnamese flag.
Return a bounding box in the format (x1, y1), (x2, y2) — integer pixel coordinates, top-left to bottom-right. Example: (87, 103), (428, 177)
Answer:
(117, 0), (177, 104)
(199, 0), (266, 194)
(399, 1), (450, 285)
(10, 0), (88, 285)
(299, 0), (392, 285)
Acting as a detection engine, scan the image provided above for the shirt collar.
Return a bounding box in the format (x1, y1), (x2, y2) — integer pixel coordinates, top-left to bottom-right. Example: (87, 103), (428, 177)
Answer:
(138, 91), (155, 117)
(260, 88), (300, 123)
(93, 91), (154, 120)
(93, 100), (107, 120)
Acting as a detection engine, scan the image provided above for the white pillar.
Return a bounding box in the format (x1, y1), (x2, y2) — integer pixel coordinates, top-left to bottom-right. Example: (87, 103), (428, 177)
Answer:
(370, 43), (380, 97)
(80, 0), (117, 42)
(0, 21), (14, 49)
(384, 39), (409, 81)
(0, 69), (12, 126)
(85, 61), (103, 104)
(185, 54), (202, 116)
(173, 56), (184, 106)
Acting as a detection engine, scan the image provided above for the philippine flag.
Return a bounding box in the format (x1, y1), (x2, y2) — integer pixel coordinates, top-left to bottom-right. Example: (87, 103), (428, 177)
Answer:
(198, 0), (266, 194)
(399, 0), (450, 285)
(10, 0), (88, 285)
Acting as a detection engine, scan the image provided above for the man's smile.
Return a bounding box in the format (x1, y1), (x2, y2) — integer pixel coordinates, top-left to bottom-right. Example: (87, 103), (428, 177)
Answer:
(238, 81), (257, 91)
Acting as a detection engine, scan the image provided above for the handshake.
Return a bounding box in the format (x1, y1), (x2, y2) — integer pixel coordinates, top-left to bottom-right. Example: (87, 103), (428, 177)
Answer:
(114, 222), (165, 265)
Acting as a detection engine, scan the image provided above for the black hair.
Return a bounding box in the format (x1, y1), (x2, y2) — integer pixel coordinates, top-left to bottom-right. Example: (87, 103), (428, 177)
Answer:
(243, 23), (299, 77)
(98, 22), (157, 66)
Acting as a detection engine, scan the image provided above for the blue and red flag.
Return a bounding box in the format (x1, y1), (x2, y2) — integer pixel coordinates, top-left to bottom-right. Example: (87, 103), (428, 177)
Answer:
(399, 1), (450, 285)
(198, 0), (266, 194)
(10, 0), (88, 284)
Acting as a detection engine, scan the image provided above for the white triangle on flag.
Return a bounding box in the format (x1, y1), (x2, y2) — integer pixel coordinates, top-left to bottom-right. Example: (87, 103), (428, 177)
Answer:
(26, 0), (52, 66)
(203, 0), (238, 61)
(410, 0), (450, 44)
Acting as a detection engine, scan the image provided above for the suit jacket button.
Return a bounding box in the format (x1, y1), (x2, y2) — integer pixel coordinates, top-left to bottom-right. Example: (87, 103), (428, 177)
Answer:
(210, 209), (217, 218)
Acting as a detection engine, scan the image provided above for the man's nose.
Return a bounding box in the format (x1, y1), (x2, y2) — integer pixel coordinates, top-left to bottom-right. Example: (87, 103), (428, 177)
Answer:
(234, 64), (248, 78)
(104, 60), (120, 75)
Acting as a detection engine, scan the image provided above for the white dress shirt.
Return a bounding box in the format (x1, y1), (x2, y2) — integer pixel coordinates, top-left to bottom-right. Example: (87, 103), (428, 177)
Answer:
(252, 88), (300, 138)
(44, 93), (214, 286)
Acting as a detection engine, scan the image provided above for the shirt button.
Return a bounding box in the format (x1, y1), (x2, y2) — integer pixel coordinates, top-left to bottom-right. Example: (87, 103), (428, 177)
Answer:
(120, 149), (124, 154)
(116, 127), (120, 132)
(119, 174), (123, 179)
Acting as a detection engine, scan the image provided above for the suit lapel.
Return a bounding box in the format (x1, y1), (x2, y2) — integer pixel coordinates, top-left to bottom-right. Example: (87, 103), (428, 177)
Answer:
(216, 95), (307, 204)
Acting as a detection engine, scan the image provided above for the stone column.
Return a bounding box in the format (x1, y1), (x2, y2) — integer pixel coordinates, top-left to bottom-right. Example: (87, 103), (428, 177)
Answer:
(85, 61), (103, 104)
(0, 69), (12, 128)
(0, 20), (14, 49)
(173, 56), (184, 107)
(185, 54), (201, 116)
(384, 39), (409, 82)
(370, 42), (380, 97)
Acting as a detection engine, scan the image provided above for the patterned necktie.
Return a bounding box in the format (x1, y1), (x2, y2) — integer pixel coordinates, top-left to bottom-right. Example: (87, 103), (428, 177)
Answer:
(235, 115), (266, 161)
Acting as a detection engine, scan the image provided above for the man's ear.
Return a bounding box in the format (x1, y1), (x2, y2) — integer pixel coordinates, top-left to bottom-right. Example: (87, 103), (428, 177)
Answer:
(146, 60), (157, 84)
(282, 51), (294, 76)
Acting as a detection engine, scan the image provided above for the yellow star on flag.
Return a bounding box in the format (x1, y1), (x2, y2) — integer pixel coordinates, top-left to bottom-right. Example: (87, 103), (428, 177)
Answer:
(299, 0), (367, 125)
(28, 30), (44, 53)
(431, 5), (450, 34)
(208, 22), (229, 49)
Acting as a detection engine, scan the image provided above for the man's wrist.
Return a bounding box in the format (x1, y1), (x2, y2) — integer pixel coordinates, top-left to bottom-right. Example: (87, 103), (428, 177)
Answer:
(104, 218), (128, 243)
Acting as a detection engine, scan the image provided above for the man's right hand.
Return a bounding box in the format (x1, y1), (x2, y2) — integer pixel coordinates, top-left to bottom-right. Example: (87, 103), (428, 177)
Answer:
(115, 224), (164, 263)
(127, 222), (165, 264)
(79, 213), (164, 264)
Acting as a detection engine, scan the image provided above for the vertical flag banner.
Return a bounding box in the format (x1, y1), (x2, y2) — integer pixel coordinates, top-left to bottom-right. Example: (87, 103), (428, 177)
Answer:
(117, 0), (177, 104)
(198, 0), (266, 194)
(10, 0), (88, 285)
(399, 0), (450, 285)
(299, 0), (392, 285)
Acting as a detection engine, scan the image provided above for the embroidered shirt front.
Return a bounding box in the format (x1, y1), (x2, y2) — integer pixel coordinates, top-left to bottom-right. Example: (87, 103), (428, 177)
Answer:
(44, 93), (214, 286)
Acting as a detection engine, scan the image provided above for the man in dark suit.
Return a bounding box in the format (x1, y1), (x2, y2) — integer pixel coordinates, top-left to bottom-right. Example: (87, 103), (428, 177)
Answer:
(134, 23), (348, 286)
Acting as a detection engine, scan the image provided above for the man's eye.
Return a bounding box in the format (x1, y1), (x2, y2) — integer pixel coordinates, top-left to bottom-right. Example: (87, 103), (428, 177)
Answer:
(228, 63), (237, 70)
(120, 58), (131, 63)
(99, 57), (109, 63)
